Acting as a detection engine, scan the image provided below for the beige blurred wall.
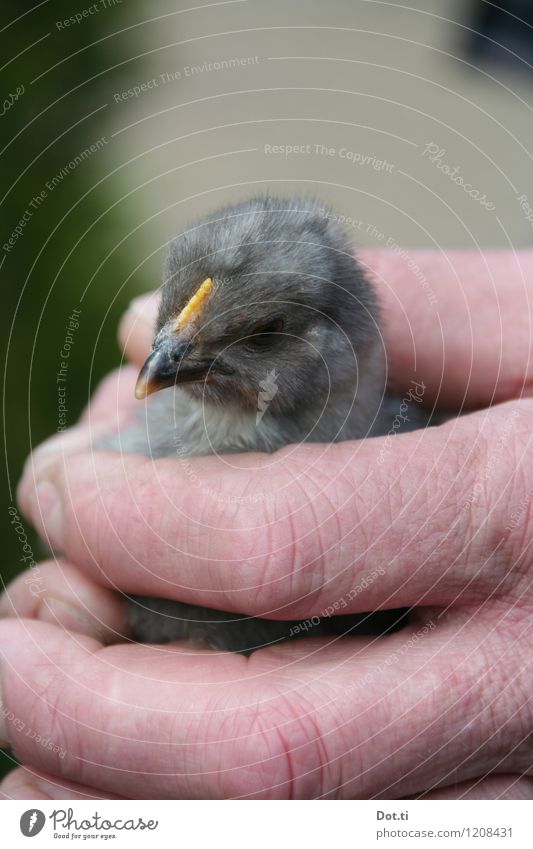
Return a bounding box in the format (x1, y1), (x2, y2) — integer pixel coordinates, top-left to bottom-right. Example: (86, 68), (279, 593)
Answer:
(105, 0), (533, 283)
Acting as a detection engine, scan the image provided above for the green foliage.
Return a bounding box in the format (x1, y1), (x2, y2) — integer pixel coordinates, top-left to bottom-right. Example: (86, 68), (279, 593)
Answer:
(1, 0), (145, 779)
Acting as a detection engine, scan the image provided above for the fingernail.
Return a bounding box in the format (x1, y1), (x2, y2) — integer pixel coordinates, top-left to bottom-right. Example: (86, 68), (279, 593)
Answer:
(32, 480), (64, 553)
(18, 451), (68, 531)
(121, 296), (151, 328)
(32, 432), (69, 459)
(37, 597), (103, 642)
(0, 589), (11, 618)
(129, 294), (151, 314)
(0, 680), (10, 749)
(20, 435), (71, 492)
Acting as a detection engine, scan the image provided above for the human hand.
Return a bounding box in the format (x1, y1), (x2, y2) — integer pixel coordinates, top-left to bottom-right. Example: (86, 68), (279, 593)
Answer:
(2, 250), (533, 799)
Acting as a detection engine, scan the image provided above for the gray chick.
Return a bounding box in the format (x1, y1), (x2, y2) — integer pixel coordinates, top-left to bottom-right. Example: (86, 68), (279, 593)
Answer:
(102, 196), (429, 652)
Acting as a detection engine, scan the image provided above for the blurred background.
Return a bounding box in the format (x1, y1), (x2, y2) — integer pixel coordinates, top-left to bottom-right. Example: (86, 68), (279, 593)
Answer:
(1, 0), (533, 776)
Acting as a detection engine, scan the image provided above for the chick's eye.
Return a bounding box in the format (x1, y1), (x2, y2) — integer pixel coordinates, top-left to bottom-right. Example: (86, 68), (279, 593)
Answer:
(247, 317), (285, 347)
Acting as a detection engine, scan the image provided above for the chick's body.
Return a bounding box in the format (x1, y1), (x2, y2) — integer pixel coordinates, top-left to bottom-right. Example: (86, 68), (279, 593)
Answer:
(103, 197), (427, 652)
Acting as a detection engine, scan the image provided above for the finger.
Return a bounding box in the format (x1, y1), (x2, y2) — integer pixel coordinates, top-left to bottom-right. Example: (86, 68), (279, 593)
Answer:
(17, 400), (532, 619)
(410, 775), (533, 800)
(20, 366), (140, 485)
(0, 766), (123, 800)
(117, 251), (533, 409)
(118, 291), (159, 367)
(0, 613), (529, 799)
(0, 559), (130, 644)
(360, 248), (533, 409)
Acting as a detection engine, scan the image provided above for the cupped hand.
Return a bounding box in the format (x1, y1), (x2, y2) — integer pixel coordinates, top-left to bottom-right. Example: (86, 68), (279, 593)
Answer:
(1, 250), (533, 800)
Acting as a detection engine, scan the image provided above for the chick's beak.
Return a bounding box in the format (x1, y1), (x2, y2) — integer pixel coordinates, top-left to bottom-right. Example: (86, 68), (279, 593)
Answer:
(134, 341), (215, 400)
(135, 348), (178, 400)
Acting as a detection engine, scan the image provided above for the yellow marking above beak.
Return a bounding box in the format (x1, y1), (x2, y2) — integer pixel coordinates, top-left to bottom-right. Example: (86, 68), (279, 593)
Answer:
(172, 277), (213, 332)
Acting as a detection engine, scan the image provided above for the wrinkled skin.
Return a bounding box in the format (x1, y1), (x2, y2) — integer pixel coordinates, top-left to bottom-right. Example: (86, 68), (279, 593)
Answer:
(1, 249), (533, 800)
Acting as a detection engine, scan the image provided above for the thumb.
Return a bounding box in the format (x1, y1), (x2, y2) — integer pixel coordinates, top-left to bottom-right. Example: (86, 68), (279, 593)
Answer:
(118, 291), (159, 367)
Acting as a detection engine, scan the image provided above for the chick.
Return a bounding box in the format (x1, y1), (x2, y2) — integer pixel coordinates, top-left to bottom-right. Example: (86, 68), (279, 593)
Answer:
(102, 196), (429, 652)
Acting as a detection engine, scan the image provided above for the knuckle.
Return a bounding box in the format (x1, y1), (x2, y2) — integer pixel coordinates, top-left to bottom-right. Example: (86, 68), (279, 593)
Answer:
(482, 403), (533, 597)
(458, 405), (532, 596)
(480, 628), (533, 772)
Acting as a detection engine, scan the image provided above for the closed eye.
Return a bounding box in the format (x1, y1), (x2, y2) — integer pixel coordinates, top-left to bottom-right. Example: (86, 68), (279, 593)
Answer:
(246, 317), (285, 347)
